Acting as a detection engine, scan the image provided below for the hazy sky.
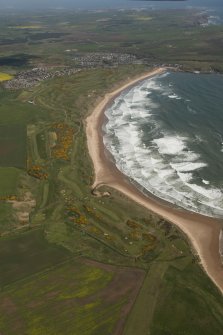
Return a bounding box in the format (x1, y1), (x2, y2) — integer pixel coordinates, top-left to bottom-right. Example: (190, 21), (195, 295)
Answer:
(0, 0), (222, 10)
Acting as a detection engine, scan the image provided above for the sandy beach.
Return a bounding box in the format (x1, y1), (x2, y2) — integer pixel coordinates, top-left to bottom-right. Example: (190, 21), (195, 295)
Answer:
(86, 67), (223, 294)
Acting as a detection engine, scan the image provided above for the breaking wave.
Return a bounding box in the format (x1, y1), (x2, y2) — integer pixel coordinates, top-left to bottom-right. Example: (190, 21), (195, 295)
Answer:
(103, 71), (223, 217)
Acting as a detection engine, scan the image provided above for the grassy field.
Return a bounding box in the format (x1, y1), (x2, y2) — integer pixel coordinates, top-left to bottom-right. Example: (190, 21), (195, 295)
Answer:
(124, 256), (223, 335)
(0, 230), (71, 287)
(150, 263), (223, 335)
(0, 202), (15, 234)
(0, 125), (26, 168)
(0, 167), (21, 197)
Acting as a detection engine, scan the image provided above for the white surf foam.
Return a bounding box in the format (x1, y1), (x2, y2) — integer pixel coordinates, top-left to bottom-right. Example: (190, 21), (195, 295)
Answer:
(171, 161), (207, 172)
(151, 157), (162, 165)
(103, 73), (223, 218)
(153, 136), (186, 155)
(185, 183), (222, 200)
(168, 94), (181, 100)
(177, 172), (193, 183)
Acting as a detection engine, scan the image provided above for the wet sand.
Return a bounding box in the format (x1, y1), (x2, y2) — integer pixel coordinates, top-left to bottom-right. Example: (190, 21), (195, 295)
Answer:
(86, 67), (223, 294)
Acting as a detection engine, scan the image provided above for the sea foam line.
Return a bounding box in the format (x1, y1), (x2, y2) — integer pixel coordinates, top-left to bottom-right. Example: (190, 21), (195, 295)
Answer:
(104, 73), (223, 217)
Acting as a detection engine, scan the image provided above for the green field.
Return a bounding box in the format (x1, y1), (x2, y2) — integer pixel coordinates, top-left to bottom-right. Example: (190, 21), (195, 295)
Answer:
(0, 123), (26, 198)
(0, 230), (71, 287)
(124, 260), (223, 335)
(0, 202), (15, 233)
(0, 167), (21, 197)
(150, 263), (223, 335)
(0, 125), (26, 168)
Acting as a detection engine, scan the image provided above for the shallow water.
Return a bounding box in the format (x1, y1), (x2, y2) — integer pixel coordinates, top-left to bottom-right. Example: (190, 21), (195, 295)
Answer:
(104, 72), (223, 217)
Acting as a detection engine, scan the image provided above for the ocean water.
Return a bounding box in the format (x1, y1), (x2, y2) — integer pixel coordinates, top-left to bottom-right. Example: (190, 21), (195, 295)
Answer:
(104, 72), (223, 217)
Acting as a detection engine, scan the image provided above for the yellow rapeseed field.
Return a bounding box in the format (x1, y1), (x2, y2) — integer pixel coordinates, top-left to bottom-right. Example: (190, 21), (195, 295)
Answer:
(0, 73), (13, 82)
(10, 25), (42, 29)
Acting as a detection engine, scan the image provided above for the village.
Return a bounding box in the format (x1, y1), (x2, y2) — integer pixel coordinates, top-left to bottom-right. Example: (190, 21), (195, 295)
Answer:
(3, 52), (143, 89)
(72, 52), (143, 68)
(4, 67), (80, 89)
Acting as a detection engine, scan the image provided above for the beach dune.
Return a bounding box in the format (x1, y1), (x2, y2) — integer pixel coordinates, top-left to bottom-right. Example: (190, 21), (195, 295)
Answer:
(86, 68), (223, 294)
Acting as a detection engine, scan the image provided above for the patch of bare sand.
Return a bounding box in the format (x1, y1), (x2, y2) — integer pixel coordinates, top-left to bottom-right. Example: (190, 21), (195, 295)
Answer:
(8, 191), (36, 225)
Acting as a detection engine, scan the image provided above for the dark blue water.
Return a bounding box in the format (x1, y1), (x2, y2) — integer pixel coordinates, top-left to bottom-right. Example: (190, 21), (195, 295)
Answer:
(104, 72), (223, 217)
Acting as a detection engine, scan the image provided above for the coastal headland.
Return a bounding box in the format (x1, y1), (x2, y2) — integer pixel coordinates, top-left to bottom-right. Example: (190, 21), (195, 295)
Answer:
(86, 67), (223, 294)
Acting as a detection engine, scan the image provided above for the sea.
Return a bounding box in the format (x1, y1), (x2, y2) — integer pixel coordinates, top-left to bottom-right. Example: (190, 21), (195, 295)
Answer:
(103, 72), (223, 218)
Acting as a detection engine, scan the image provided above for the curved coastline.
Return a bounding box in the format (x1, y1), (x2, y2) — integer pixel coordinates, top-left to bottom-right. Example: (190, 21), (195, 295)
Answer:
(86, 67), (223, 294)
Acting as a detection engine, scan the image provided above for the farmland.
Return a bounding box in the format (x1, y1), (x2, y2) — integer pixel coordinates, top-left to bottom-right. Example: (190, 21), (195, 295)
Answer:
(0, 7), (223, 335)
(0, 230), (71, 287)
(0, 72), (13, 81)
(0, 230), (145, 335)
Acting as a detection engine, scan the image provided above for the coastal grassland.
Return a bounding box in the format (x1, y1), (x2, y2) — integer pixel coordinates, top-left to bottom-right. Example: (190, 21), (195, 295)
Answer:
(149, 263), (223, 335)
(123, 250), (223, 335)
(1, 66), (223, 334)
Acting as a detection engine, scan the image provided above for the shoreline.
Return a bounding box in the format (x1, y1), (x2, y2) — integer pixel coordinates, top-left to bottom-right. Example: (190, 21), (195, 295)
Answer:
(86, 67), (223, 294)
